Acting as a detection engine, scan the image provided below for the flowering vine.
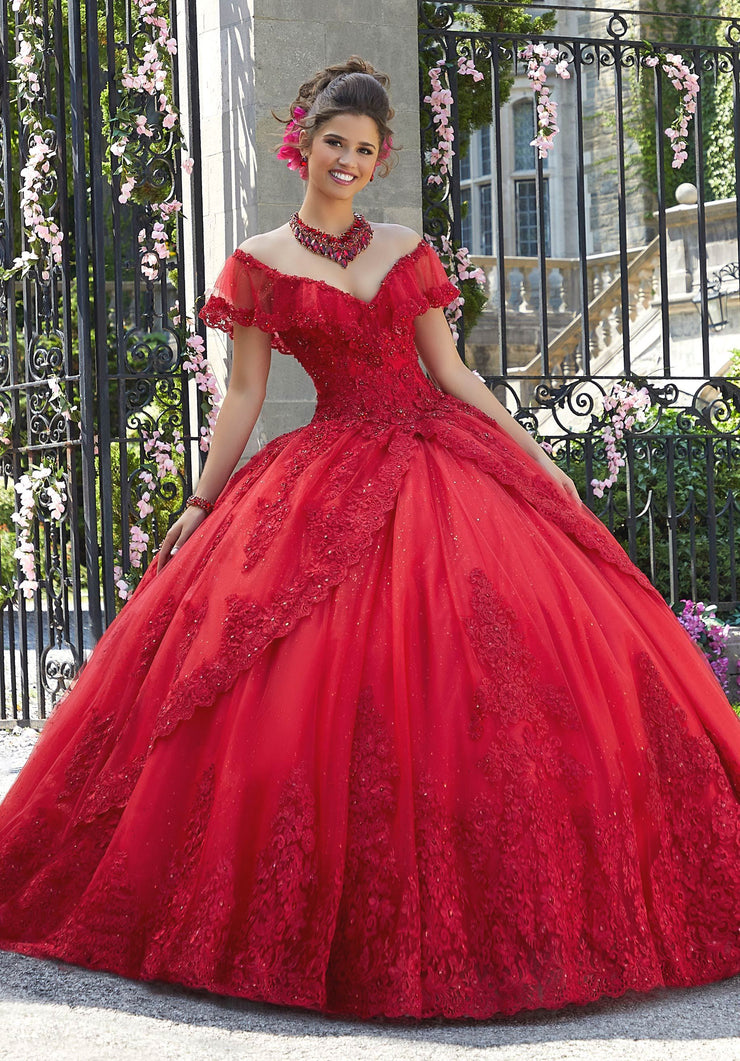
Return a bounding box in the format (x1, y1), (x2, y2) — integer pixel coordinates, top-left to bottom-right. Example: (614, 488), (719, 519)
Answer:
(590, 380), (652, 498)
(2, 0), (65, 282)
(105, 0), (194, 280)
(11, 466), (68, 600)
(644, 50), (700, 168)
(516, 42), (697, 167)
(677, 599), (737, 697)
(425, 56), (484, 187)
(432, 234), (487, 343)
(518, 43), (571, 160)
(181, 324), (223, 453)
(2, 376), (79, 602)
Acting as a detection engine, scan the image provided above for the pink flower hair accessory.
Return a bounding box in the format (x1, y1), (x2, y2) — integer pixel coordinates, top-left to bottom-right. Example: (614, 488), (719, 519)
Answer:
(276, 105), (308, 177)
(375, 135), (393, 168)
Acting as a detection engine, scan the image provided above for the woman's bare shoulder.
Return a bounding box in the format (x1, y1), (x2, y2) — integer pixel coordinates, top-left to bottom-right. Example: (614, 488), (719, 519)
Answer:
(371, 223), (423, 258)
(237, 227), (292, 265)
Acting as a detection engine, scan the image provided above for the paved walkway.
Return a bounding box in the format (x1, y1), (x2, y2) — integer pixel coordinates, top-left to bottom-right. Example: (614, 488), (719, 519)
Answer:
(1, 730), (739, 1061)
(1, 953), (739, 1061)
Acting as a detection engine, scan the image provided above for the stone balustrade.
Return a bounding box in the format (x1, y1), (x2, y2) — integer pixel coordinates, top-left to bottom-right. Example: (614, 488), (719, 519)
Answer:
(468, 241), (661, 379)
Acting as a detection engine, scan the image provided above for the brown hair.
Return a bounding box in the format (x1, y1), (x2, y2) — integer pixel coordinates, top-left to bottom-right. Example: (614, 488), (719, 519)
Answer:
(273, 56), (398, 178)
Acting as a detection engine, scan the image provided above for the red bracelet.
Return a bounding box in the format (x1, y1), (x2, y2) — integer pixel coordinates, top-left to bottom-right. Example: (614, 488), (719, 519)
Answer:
(186, 493), (215, 515)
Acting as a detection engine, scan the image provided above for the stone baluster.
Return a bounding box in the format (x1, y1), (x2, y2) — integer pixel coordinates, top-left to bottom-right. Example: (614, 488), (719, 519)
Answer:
(548, 267), (565, 313)
(527, 267), (540, 312)
(509, 268), (524, 312)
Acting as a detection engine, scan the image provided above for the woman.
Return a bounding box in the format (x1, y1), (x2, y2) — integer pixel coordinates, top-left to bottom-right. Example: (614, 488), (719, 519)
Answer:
(0, 56), (739, 1021)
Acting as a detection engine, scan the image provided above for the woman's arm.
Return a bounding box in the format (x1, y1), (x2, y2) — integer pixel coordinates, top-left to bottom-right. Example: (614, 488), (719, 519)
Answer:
(157, 322), (272, 569)
(413, 306), (581, 502)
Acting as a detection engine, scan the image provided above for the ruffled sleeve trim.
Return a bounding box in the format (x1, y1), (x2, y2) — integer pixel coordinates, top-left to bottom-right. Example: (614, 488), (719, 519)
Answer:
(197, 238), (461, 343)
(198, 250), (276, 340)
(405, 239), (460, 314)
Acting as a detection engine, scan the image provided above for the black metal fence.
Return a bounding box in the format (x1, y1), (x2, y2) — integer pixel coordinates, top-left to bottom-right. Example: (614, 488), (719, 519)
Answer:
(0, 0), (205, 724)
(419, 1), (740, 615)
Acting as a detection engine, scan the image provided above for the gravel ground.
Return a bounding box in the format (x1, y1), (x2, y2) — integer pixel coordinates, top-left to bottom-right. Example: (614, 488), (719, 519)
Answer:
(0, 726), (39, 796)
(1, 731), (739, 1061)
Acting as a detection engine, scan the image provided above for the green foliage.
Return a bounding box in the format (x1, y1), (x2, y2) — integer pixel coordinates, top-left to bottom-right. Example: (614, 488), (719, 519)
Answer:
(706, 0), (740, 200)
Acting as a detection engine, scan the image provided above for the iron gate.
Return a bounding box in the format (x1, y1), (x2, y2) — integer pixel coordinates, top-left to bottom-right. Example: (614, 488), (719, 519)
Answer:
(0, 0), (205, 724)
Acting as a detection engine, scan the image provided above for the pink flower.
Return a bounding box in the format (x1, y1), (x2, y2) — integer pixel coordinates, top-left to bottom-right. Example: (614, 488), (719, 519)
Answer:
(118, 176), (136, 204)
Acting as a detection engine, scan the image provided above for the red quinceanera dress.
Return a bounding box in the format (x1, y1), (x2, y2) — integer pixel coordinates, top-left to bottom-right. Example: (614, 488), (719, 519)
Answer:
(0, 240), (739, 1020)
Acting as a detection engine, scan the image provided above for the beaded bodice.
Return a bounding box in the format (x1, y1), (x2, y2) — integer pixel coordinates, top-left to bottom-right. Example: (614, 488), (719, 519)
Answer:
(199, 240), (459, 426)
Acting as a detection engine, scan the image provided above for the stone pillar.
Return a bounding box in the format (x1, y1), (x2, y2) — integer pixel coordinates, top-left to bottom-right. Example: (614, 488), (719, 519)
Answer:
(194, 0), (422, 455)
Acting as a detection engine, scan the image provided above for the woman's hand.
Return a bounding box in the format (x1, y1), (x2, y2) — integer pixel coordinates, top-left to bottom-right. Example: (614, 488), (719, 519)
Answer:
(157, 506), (209, 572)
(536, 458), (582, 504)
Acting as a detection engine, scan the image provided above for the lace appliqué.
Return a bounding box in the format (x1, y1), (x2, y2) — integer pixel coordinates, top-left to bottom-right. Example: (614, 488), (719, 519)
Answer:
(149, 431), (416, 747)
(57, 709), (116, 804)
(326, 687), (420, 1017)
(465, 567), (583, 741)
(636, 653), (740, 982)
(134, 595), (178, 679)
(225, 766), (341, 1009)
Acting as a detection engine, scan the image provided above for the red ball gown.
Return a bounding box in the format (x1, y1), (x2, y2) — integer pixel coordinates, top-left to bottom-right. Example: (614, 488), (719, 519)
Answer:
(0, 239), (739, 1020)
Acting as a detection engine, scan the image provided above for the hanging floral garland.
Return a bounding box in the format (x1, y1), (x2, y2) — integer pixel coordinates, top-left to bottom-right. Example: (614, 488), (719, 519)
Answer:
(1, 5), (77, 602)
(515, 43), (698, 167)
(423, 56), (489, 336)
(3, 0), (203, 606)
(105, 0), (194, 280)
(8, 376), (79, 601)
(11, 465), (68, 600)
(2, 0), (64, 281)
(643, 50), (700, 168)
(517, 43), (571, 160)
(589, 380), (652, 498)
(103, 1), (217, 599)
(422, 42), (700, 495)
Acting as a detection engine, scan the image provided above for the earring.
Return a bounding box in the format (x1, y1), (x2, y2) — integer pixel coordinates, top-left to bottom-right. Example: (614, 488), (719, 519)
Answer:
(300, 155), (307, 169)
(369, 170), (375, 182)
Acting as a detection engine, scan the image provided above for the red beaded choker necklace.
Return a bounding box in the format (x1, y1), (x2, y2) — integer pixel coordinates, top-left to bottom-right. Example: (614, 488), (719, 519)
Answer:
(289, 211), (373, 269)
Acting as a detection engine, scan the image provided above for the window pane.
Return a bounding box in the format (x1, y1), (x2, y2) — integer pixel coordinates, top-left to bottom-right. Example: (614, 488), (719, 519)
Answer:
(514, 100), (535, 170)
(479, 129), (491, 175)
(461, 193), (473, 252)
(478, 183), (492, 255)
(460, 138), (471, 181)
(515, 179), (550, 256)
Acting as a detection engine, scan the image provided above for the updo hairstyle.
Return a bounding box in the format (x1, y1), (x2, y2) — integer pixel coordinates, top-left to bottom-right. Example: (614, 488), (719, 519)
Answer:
(273, 56), (398, 178)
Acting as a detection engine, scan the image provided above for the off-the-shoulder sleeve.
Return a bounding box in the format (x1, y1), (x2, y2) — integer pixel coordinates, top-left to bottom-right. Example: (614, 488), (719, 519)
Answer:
(410, 240), (460, 311)
(199, 250), (275, 339)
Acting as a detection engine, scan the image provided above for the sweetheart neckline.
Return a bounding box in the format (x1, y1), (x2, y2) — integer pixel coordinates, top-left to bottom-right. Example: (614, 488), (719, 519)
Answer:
(231, 240), (429, 307)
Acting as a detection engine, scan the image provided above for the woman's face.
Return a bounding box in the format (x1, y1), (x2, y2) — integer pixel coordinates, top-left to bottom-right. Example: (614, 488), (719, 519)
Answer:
(302, 112), (380, 196)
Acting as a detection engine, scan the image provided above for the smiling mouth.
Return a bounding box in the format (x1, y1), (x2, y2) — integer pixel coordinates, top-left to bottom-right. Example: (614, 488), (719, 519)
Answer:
(330, 171), (357, 184)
